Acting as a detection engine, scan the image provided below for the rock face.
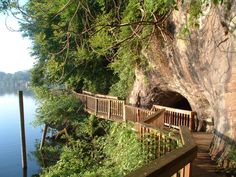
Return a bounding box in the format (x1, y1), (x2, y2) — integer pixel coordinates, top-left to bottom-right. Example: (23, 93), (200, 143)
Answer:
(129, 2), (236, 164)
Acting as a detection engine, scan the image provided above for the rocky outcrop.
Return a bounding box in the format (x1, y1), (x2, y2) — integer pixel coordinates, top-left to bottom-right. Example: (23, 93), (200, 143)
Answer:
(129, 1), (236, 166)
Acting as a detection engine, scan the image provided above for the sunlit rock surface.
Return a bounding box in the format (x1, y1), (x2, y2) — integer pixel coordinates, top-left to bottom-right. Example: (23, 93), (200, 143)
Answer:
(129, 1), (236, 165)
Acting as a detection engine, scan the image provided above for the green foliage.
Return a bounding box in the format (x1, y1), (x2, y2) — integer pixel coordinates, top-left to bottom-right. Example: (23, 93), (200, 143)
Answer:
(33, 142), (63, 168)
(8, 1), (211, 175)
(33, 88), (83, 128)
(39, 115), (106, 177)
(109, 47), (137, 98)
(121, 0), (141, 23)
(18, 0), (179, 98)
(37, 115), (182, 177)
(142, 131), (181, 161)
(39, 119), (147, 177)
(189, 0), (202, 27)
(211, 0), (224, 5)
(3, 0), (228, 98)
(20, 0), (115, 94)
(187, 0), (225, 28)
(89, 13), (116, 56)
(177, 24), (191, 39)
(0, 0), (10, 12)
(228, 148), (236, 165)
(40, 146), (89, 177)
(144, 0), (176, 15)
(97, 122), (146, 176)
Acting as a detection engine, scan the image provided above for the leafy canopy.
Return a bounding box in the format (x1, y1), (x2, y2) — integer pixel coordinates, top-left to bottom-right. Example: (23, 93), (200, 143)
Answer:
(17, 0), (178, 98)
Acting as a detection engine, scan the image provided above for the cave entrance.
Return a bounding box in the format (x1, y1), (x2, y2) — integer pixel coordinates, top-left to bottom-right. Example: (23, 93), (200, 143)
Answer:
(153, 91), (192, 111)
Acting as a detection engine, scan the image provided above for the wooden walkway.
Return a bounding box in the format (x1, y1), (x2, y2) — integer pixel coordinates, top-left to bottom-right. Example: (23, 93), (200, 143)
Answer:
(74, 91), (223, 177)
(192, 132), (224, 177)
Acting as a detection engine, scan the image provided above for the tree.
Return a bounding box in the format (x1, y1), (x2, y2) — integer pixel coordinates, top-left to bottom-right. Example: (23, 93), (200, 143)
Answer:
(0, 0), (10, 12)
(18, 0), (176, 97)
(4, 0), (235, 168)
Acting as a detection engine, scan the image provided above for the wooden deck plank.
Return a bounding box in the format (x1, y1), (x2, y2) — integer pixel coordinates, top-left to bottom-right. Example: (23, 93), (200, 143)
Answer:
(192, 132), (224, 177)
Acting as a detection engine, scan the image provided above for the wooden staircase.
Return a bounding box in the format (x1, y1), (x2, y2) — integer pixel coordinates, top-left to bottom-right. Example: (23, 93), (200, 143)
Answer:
(74, 91), (223, 177)
(192, 132), (223, 177)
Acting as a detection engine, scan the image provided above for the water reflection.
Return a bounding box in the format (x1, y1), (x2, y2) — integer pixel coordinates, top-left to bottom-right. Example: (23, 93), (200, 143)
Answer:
(31, 136), (62, 169)
(23, 168), (27, 177)
(0, 92), (41, 177)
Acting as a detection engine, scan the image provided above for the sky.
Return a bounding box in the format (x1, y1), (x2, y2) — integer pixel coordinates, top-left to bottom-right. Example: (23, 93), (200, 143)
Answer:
(0, 12), (34, 74)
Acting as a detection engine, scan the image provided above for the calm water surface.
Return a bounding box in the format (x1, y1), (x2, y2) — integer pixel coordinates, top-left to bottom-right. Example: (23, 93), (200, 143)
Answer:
(0, 94), (42, 177)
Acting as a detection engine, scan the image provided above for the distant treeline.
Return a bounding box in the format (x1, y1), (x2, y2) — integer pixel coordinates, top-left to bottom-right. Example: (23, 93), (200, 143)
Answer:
(0, 71), (31, 95)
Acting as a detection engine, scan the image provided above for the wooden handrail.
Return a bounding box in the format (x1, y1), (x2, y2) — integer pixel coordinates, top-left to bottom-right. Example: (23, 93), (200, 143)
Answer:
(125, 126), (197, 177)
(141, 109), (165, 128)
(135, 122), (180, 141)
(75, 91), (125, 120)
(152, 105), (197, 131)
(152, 105), (192, 114)
(125, 105), (155, 122)
(74, 91), (198, 177)
(74, 91), (197, 131)
(134, 121), (181, 163)
(82, 90), (118, 100)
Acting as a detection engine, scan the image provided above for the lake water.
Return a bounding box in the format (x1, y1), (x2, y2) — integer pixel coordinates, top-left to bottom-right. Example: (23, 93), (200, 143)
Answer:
(0, 93), (42, 177)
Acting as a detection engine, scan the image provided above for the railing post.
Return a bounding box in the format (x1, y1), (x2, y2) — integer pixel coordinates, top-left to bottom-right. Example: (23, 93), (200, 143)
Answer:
(184, 162), (192, 177)
(95, 98), (98, 116)
(136, 108), (140, 122)
(134, 122), (141, 138)
(85, 96), (87, 110)
(108, 99), (111, 119)
(158, 109), (165, 128)
(190, 112), (196, 131)
(169, 112), (171, 128)
(123, 101), (126, 121)
(180, 168), (184, 177)
(173, 173), (178, 177)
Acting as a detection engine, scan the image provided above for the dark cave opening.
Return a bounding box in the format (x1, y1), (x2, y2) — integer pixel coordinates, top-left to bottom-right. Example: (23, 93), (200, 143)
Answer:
(171, 96), (192, 110)
(152, 90), (192, 111)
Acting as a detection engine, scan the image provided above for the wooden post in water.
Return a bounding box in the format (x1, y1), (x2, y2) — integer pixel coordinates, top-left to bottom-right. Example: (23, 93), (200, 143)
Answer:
(19, 91), (27, 169)
(22, 167), (27, 177)
(40, 124), (48, 150)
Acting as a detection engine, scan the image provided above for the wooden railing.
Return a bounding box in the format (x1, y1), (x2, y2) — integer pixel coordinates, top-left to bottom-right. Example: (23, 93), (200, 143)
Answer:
(135, 121), (180, 160)
(74, 91), (198, 177)
(75, 92), (197, 130)
(125, 105), (155, 122)
(141, 109), (165, 129)
(125, 126), (197, 177)
(76, 93), (125, 120)
(82, 90), (118, 100)
(133, 110), (181, 162)
(151, 105), (197, 131)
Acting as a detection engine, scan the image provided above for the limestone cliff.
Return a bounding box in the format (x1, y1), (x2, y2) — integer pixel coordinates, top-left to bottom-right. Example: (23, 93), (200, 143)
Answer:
(129, 1), (236, 166)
